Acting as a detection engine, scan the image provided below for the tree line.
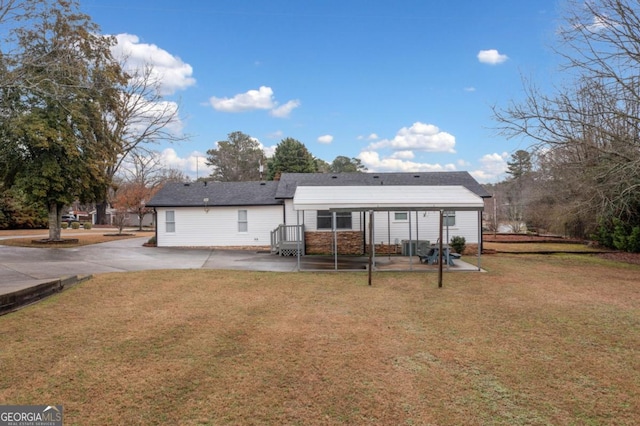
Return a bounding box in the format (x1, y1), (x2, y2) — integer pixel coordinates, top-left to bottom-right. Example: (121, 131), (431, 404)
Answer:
(492, 0), (640, 252)
(0, 0), (364, 237)
(0, 0), (185, 237)
(204, 131), (366, 182)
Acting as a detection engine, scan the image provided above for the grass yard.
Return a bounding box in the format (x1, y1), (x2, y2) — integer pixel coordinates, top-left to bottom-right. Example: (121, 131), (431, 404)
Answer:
(0, 254), (638, 425)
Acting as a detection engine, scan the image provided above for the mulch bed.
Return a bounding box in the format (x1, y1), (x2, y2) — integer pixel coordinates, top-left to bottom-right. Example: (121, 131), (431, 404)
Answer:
(31, 239), (80, 244)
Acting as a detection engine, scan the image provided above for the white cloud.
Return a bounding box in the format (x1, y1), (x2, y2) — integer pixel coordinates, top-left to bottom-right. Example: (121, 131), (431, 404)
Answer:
(158, 148), (212, 179)
(358, 151), (456, 173)
(124, 94), (183, 136)
(390, 150), (415, 160)
(464, 87), (476, 92)
(253, 138), (277, 157)
(357, 133), (380, 141)
(317, 134), (334, 144)
(368, 122), (456, 153)
(262, 144), (277, 158)
(477, 49), (508, 65)
(587, 15), (610, 32)
(470, 152), (509, 183)
(209, 86), (300, 117)
(209, 86), (275, 112)
(111, 34), (196, 95)
(270, 99), (301, 118)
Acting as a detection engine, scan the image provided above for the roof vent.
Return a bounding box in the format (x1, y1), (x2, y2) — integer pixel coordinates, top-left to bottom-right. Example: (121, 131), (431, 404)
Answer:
(260, 182), (266, 186)
(413, 174), (420, 178)
(204, 181), (207, 186)
(331, 175), (338, 179)
(373, 175), (379, 179)
(184, 183), (190, 186)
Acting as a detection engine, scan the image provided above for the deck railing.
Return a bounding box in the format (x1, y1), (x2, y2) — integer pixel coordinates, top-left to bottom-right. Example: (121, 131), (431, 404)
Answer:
(270, 224), (304, 256)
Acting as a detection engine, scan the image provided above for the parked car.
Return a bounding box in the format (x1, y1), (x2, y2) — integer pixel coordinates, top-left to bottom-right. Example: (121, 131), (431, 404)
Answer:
(61, 214), (78, 224)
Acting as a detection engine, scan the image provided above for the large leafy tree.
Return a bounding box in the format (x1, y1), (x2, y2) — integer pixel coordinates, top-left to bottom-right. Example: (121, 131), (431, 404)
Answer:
(1, 0), (125, 240)
(267, 137), (317, 180)
(494, 0), (640, 239)
(205, 131), (266, 181)
(329, 156), (367, 173)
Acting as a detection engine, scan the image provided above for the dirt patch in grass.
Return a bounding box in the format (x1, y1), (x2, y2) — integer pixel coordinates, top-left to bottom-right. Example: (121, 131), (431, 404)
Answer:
(597, 251), (640, 265)
(0, 254), (638, 425)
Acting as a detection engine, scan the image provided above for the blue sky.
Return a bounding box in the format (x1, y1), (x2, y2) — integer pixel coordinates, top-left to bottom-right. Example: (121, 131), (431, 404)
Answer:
(83, 0), (561, 182)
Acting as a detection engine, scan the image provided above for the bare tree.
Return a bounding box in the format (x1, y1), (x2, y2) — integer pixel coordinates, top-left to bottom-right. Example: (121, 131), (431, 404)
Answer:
(494, 0), (640, 237)
(94, 62), (189, 224)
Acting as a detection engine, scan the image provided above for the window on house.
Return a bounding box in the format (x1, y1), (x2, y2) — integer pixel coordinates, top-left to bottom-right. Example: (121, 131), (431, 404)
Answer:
(166, 210), (175, 233)
(317, 210), (352, 230)
(394, 212), (408, 221)
(444, 211), (456, 227)
(238, 210), (248, 232)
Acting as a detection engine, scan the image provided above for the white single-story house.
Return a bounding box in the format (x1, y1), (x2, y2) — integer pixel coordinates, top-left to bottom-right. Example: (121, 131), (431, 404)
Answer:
(146, 172), (491, 260)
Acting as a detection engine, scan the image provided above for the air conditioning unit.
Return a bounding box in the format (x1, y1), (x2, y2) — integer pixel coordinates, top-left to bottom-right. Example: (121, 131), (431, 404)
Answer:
(401, 240), (430, 256)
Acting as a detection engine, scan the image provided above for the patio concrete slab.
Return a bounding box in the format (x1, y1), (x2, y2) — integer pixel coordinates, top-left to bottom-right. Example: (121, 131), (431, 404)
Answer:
(1, 235), (483, 298)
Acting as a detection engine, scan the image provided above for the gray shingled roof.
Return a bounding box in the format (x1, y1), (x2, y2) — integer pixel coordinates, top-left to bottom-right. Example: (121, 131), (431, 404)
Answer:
(275, 172), (491, 199)
(146, 181), (282, 207)
(147, 172), (491, 208)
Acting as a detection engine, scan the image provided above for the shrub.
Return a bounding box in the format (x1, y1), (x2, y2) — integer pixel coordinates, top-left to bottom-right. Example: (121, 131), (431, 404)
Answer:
(626, 226), (640, 253)
(61, 222), (69, 229)
(591, 218), (614, 248)
(597, 218), (640, 253)
(83, 222), (93, 230)
(71, 221), (80, 229)
(450, 236), (466, 254)
(147, 236), (156, 245)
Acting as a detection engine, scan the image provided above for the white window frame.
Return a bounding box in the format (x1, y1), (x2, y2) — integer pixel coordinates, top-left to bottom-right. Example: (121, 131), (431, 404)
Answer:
(166, 210), (176, 233)
(238, 210), (248, 233)
(444, 211), (456, 227)
(394, 212), (408, 221)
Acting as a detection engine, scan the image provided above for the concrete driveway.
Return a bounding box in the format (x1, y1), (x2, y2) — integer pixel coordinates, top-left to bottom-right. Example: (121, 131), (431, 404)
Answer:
(0, 236), (299, 296)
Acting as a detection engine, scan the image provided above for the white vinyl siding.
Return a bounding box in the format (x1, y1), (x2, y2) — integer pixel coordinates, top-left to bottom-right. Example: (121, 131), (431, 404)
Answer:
(369, 210), (480, 244)
(155, 206), (283, 247)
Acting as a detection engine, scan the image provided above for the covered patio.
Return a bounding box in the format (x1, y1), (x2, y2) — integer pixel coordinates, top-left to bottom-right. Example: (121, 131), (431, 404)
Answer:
(292, 185), (486, 280)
